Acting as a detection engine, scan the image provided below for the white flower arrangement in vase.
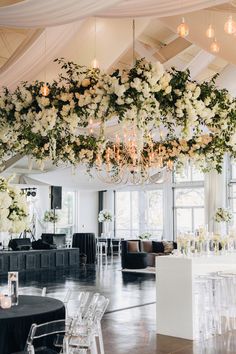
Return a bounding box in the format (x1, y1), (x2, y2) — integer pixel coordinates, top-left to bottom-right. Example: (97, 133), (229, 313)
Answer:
(214, 208), (233, 223)
(98, 209), (113, 223)
(0, 176), (29, 233)
(98, 209), (113, 236)
(43, 210), (59, 223)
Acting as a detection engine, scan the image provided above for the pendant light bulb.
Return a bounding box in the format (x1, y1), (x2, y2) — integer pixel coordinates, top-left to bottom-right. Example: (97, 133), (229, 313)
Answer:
(210, 38), (220, 53)
(177, 17), (189, 38)
(40, 84), (50, 96)
(206, 24), (215, 38)
(224, 15), (236, 34)
(91, 57), (99, 69)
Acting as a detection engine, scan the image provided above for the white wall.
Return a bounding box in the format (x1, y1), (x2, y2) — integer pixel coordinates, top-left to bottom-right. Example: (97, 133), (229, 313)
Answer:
(77, 191), (98, 236)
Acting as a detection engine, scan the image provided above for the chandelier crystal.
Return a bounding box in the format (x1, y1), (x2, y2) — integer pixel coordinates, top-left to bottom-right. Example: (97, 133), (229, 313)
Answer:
(177, 17), (189, 38)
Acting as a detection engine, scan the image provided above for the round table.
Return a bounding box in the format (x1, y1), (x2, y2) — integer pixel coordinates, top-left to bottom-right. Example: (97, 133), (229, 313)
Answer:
(0, 295), (65, 354)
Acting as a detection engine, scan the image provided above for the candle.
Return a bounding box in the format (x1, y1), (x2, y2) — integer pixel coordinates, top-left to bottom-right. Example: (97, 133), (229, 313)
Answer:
(1, 295), (12, 309)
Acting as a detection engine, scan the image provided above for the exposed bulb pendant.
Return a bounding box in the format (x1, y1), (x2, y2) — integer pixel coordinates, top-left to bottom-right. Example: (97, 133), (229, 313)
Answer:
(224, 15), (236, 34)
(177, 17), (189, 38)
(206, 24), (215, 38)
(210, 38), (220, 53)
(91, 57), (99, 69)
(40, 84), (50, 96)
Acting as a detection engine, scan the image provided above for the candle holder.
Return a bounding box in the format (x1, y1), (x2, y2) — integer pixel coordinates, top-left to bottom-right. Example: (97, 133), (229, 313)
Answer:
(8, 271), (19, 306)
(1, 295), (12, 309)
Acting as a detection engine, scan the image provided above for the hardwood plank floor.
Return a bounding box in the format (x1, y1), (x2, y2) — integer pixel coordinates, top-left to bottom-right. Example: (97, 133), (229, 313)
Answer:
(1, 256), (236, 353)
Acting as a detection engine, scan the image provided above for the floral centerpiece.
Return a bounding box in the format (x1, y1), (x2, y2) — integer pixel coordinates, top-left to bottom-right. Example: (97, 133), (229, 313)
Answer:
(0, 176), (29, 233)
(98, 209), (113, 223)
(43, 210), (59, 223)
(214, 208), (233, 223)
(98, 209), (113, 236)
(138, 232), (152, 240)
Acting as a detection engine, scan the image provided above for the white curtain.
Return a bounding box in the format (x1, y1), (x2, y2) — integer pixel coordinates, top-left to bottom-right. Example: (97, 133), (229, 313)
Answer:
(0, 0), (226, 28)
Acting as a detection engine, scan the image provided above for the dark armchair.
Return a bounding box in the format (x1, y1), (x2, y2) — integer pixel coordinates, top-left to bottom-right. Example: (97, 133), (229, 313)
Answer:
(121, 240), (148, 269)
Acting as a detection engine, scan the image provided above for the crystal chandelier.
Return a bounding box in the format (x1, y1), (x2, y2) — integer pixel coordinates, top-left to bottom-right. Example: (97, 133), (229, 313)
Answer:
(93, 128), (172, 185)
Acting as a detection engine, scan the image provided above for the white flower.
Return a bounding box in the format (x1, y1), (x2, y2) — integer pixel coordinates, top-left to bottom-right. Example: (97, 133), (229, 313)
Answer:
(0, 192), (12, 209)
(98, 209), (113, 222)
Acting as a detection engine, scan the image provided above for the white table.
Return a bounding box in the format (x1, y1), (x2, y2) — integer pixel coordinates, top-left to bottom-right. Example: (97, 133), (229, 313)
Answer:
(156, 254), (236, 340)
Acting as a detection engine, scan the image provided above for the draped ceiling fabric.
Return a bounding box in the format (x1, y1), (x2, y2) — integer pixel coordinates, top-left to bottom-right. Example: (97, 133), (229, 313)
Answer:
(99, 0), (227, 18)
(0, 21), (83, 90)
(0, 0), (227, 28)
(0, 0), (229, 90)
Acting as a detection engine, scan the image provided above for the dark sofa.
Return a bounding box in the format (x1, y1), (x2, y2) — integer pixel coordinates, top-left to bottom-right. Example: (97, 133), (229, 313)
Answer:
(121, 239), (177, 269)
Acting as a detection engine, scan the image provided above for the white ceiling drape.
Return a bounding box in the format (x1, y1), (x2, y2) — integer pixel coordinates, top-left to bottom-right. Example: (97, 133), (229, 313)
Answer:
(0, 21), (83, 89)
(99, 0), (227, 18)
(0, 0), (121, 28)
(0, 0), (227, 28)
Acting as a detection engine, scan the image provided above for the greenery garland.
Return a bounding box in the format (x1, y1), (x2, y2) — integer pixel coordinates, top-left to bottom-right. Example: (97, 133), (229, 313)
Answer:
(1, 58), (236, 173)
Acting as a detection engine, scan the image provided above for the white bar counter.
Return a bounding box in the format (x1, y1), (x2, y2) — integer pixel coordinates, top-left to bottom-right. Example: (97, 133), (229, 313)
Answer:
(156, 254), (236, 340)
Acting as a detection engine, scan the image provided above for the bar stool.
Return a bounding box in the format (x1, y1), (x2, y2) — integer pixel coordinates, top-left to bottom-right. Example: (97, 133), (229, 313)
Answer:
(96, 238), (108, 259)
(110, 239), (121, 257)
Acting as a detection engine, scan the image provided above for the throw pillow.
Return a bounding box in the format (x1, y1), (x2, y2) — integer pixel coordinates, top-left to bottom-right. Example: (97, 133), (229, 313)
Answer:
(163, 241), (174, 254)
(141, 240), (152, 253)
(127, 241), (140, 253)
(152, 241), (164, 253)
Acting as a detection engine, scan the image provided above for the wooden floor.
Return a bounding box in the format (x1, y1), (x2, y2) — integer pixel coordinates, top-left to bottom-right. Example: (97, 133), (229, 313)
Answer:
(1, 257), (236, 353)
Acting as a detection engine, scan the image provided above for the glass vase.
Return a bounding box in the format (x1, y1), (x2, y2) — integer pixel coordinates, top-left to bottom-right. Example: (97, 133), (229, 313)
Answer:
(8, 272), (19, 306)
(103, 222), (110, 237)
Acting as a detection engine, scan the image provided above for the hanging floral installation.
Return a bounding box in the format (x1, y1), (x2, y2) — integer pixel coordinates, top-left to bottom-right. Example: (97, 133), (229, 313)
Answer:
(0, 58), (236, 180)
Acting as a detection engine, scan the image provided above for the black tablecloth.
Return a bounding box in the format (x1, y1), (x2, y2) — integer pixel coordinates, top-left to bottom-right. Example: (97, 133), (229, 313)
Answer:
(72, 233), (96, 263)
(0, 295), (65, 354)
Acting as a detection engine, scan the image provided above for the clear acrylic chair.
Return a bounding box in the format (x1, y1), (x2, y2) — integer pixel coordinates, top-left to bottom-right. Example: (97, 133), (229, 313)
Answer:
(24, 318), (68, 354)
(67, 293), (109, 354)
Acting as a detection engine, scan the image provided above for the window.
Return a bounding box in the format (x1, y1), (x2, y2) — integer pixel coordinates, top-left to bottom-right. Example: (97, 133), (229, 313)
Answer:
(115, 165), (205, 239)
(173, 165), (205, 235)
(115, 191), (139, 238)
(56, 190), (76, 236)
(145, 190), (163, 237)
(115, 189), (163, 238)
